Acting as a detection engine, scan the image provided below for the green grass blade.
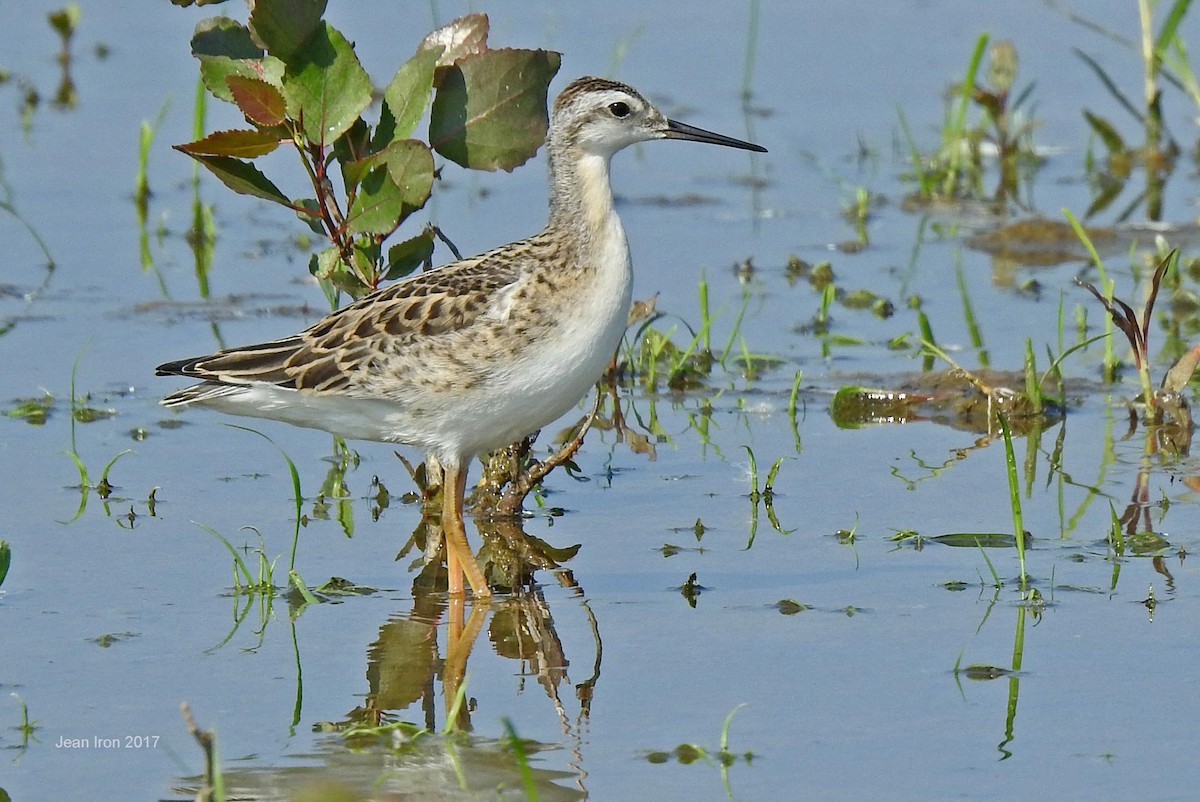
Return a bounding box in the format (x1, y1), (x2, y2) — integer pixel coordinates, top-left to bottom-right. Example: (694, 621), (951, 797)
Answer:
(742, 445), (760, 493)
(956, 256), (988, 366)
(975, 538), (1001, 587)
(997, 414), (1028, 589)
(943, 33), (989, 197)
(1024, 338), (1042, 414)
(193, 522), (255, 589)
(224, 425), (305, 572)
(718, 292), (752, 367)
(442, 673), (470, 735)
(1153, 0), (1192, 58)
(0, 539), (10, 588)
(100, 449), (134, 484)
(788, 370), (803, 451)
(720, 703), (748, 753)
(896, 105), (933, 195)
(501, 718), (539, 802)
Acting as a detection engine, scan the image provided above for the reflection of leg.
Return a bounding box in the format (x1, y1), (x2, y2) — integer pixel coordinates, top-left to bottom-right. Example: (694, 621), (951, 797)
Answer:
(444, 602), (490, 728)
(442, 461), (492, 598)
(447, 594), (464, 643)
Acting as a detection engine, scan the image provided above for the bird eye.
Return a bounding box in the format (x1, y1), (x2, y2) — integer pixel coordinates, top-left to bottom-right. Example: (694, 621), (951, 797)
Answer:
(608, 101), (630, 118)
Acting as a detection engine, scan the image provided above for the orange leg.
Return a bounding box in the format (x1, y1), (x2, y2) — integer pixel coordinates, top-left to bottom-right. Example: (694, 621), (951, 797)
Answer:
(441, 461), (492, 599)
(443, 601), (489, 728)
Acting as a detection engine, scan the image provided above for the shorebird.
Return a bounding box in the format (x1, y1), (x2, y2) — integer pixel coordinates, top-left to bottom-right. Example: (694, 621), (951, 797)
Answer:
(157, 76), (766, 599)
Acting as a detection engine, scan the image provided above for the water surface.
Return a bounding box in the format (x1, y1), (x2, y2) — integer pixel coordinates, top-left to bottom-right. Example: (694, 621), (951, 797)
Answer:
(1, 2), (1198, 800)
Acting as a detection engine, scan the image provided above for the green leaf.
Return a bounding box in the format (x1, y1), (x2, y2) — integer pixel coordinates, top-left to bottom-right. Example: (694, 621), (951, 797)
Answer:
(191, 16), (263, 61)
(372, 99), (397, 151)
(176, 128), (283, 158)
(192, 17), (286, 103)
(345, 141), (433, 235)
(0, 539), (9, 588)
(294, 197), (325, 235)
(283, 22), (373, 145)
(383, 139), (435, 209)
(333, 117), (373, 190)
(351, 239), (379, 282)
(249, 0), (327, 60)
(429, 48), (560, 171)
(385, 229), (435, 280)
(928, 532), (1024, 548)
(383, 45), (442, 141)
(345, 169), (404, 235)
(184, 152), (292, 206)
(226, 75), (287, 126)
(310, 245), (365, 297)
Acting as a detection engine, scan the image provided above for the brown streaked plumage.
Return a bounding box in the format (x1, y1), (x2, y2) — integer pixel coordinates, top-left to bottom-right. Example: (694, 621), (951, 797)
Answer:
(157, 75), (766, 599)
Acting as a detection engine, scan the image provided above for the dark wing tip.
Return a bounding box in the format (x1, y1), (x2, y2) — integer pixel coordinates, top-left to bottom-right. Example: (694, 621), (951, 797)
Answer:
(155, 356), (207, 377)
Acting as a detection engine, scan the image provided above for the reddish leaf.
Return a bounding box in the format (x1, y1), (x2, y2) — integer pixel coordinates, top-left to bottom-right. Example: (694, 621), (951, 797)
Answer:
(176, 129), (283, 159)
(226, 75), (287, 127)
(1140, 250), (1175, 348)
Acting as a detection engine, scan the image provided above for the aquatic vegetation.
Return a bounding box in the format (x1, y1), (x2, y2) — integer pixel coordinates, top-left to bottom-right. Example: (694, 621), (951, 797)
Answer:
(134, 98), (169, 224)
(0, 157), (54, 268)
(1076, 247), (1200, 429)
(221, 426), (317, 603)
(4, 393), (53, 425)
(8, 692), (38, 753)
(900, 34), (1041, 206)
(742, 445), (792, 547)
(645, 705), (754, 799)
(1072, 0), (1193, 219)
(622, 275), (758, 392)
(182, 703), (226, 802)
(996, 414), (1030, 589)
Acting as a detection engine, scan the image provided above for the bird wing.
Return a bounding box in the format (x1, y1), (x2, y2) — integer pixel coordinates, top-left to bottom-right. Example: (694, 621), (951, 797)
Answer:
(156, 245), (528, 398)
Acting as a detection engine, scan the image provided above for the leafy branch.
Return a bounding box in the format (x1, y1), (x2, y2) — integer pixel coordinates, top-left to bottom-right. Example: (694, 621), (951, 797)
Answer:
(173, 1), (560, 303)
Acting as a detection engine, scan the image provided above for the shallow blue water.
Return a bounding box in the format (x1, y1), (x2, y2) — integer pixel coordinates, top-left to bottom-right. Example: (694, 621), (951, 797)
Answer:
(1, 2), (1199, 800)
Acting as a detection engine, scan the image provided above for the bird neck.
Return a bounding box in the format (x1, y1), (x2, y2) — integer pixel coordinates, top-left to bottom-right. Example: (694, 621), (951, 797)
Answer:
(546, 144), (623, 253)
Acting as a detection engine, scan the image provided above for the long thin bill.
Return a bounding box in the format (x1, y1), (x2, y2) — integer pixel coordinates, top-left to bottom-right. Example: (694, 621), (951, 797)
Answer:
(664, 118), (767, 152)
